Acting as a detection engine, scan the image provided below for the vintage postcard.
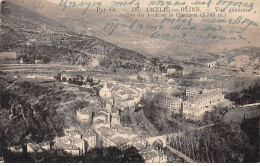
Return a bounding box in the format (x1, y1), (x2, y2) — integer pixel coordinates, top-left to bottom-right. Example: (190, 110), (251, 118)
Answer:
(0, 0), (259, 163)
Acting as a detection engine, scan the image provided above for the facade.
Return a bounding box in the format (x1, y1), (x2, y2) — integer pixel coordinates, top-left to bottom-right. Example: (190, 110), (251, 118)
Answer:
(167, 68), (176, 74)
(206, 61), (217, 68)
(82, 130), (97, 151)
(140, 146), (167, 163)
(0, 157), (4, 163)
(183, 90), (225, 120)
(185, 88), (201, 99)
(9, 145), (23, 152)
(54, 136), (85, 156)
(76, 107), (93, 123)
(19, 58), (23, 64)
(184, 90), (224, 109)
(38, 142), (51, 151)
(27, 143), (43, 153)
(157, 95), (183, 111)
(35, 59), (42, 64)
(99, 82), (112, 99)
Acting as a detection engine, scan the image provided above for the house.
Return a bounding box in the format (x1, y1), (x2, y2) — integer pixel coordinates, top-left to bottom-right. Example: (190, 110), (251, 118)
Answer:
(0, 52), (17, 60)
(167, 68), (176, 74)
(20, 57), (23, 64)
(139, 146), (167, 163)
(0, 157), (4, 163)
(9, 145), (23, 152)
(82, 130), (97, 151)
(65, 128), (82, 139)
(27, 143), (43, 153)
(111, 107), (121, 126)
(111, 136), (132, 151)
(35, 59), (42, 64)
(54, 136), (85, 156)
(38, 142), (51, 151)
(93, 111), (107, 123)
(158, 150), (167, 163)
(76, 107), (93, 123)
(128, 75), (137, 80)
(206, 61), (217, 68)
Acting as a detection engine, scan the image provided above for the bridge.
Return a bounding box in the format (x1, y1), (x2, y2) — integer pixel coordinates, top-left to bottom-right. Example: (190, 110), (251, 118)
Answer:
(145, 123), (216, 162)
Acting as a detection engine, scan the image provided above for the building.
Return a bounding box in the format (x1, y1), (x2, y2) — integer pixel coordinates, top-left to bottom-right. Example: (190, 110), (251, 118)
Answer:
(76, 107), (93, 123)
(99, 82), (113, 99)
(38, 142), (51, 151)
(19, 57), (23, 64)
(138, 68), (152, 82)
(65, 128), (82, 139)
(82, 130), (97, 151)
(111, 136), (132, 151)
(111, 107), (121, 126)
(0, 157), (4, 163)
(183, 90), (225, 120)
(0, 52), (17, 60)
(140, 146), (167, 163)
(54, 136), (85, 156)
(167, 68), (176, 74)
(128, 75), (137, 80)
(27, 143), (43, 153)
(184, 90), (224, 109)
(9, 145), (23, 152)
(35, 59), (42, 64)
(93, 111), (107, 123)
(206, 61), (217, 68)
(185, 88), (202, 99)
(157, 95), (183, 113)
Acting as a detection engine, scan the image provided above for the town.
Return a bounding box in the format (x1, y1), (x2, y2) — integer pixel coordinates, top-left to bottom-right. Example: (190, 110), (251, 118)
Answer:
(1, 52), (259, 163)
(0, 0), (259, 163)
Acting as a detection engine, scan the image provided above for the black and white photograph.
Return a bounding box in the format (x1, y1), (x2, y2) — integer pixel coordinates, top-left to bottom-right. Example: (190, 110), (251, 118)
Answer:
(0, 0), (259, 163)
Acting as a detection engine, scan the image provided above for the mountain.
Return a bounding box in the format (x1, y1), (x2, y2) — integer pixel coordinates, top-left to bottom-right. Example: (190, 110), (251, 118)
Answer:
(8, 0), (259, 63)
(217, 47), (260, 70)
(5, 0), (220, 62)
(1, 0), (159, 73)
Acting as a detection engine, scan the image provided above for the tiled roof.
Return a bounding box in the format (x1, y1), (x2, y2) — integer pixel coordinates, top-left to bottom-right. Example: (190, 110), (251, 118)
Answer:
(28, 143), (41, 152)
(82, 130), (96, 138)
(111, 136), (131, 146)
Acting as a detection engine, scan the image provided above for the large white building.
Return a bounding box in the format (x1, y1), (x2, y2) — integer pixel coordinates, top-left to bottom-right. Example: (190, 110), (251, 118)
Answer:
(183, 90), (225, 120)
(76, 107), (93, 123)
(157, 95), (183, 113)
(183, 90), (224, 109)
(185, 88), (202, 99)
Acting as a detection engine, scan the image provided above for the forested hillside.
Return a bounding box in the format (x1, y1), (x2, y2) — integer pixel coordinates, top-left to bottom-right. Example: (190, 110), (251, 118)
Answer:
(0, 75), (66, 149)
(1, 1), (158, 72)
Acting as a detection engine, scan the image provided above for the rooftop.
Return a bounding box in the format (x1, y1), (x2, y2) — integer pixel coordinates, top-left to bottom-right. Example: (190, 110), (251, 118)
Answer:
(111, 136), (131, 146)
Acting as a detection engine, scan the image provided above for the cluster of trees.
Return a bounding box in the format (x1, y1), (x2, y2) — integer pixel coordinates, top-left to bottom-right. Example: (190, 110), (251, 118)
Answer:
(159, 63), (183, 73)
(55, 73), (97, 86)
(3, 146), (144, 163)
(169, 122), (255, 162)
(0, 80), (66, 155)
(226, 82), (260, 106)
(140, 93), (182, 134)
(200, 106), (229, 125)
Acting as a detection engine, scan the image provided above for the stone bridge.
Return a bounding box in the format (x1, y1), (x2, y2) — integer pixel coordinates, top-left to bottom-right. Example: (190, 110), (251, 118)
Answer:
(145, 124), (216, 148)
(146, 135), (167, 148)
